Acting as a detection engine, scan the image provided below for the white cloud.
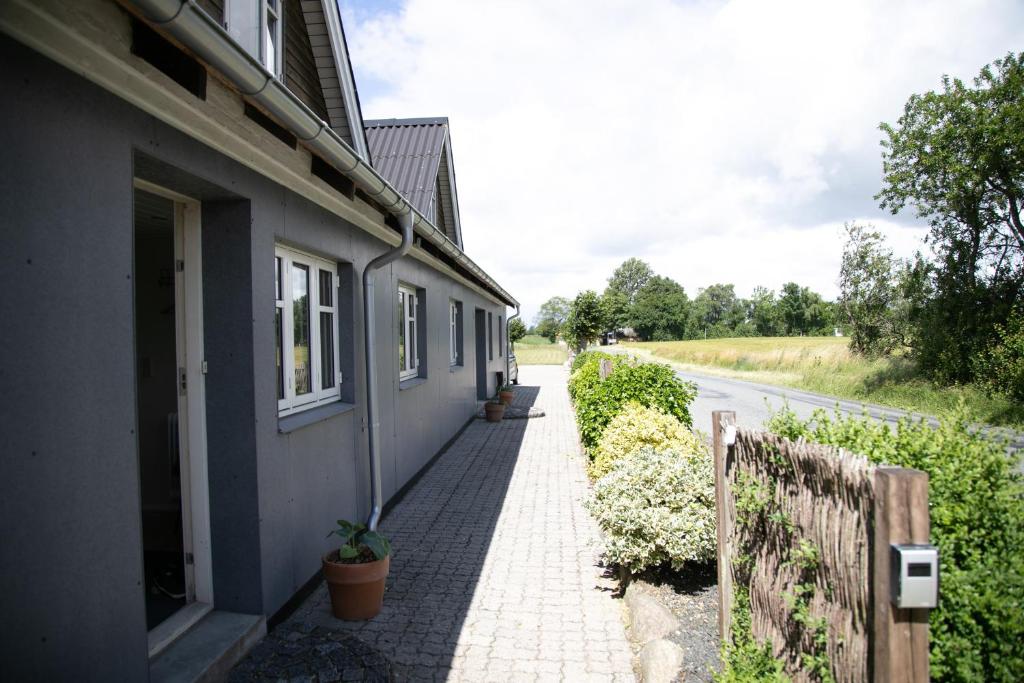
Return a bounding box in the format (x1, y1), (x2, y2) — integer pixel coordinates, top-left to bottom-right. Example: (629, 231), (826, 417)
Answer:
(341, 0), (1024, 323)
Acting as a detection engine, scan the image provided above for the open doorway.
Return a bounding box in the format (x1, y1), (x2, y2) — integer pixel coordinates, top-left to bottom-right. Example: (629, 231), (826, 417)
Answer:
(133, 181), (212, 655)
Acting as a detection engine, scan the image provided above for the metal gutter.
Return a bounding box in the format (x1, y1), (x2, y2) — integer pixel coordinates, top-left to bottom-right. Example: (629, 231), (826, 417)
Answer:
(362, 212), (414, 531)
(130, 0), (517, 308)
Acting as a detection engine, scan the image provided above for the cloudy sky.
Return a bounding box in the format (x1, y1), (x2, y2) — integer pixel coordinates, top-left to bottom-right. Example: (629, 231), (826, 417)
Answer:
(339, 0), (1024, 324)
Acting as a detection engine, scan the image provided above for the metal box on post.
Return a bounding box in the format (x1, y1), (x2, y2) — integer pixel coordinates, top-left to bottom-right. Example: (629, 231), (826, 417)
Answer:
(890, 544), (939, 609)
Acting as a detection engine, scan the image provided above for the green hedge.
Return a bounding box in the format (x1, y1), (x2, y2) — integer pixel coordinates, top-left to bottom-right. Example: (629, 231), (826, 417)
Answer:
(571, 357), (696, 452)
(767, 407), (1024, 683)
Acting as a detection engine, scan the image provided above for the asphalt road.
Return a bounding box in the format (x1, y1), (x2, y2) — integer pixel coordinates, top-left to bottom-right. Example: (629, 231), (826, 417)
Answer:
(677, 367), (1024, 451)
(681, 368), (929, 434)
(602, 347), (1024, 450)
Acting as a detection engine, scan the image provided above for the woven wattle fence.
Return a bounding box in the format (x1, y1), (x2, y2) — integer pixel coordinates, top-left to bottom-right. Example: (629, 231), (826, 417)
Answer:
(712, 412), (931, 683)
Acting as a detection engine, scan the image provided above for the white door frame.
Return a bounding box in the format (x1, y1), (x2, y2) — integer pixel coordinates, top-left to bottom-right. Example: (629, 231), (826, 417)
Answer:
(135, 179), (214, 658)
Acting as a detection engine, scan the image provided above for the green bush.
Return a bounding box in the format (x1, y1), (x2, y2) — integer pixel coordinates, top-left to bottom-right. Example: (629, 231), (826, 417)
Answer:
(570, 349), (617, 375)
(767, 406), (1024, 682)
(974, 308), (1024, 403)
(587, 446), (716, 571)
(573, 360), (696, 451)
(589, 401), (705, 480)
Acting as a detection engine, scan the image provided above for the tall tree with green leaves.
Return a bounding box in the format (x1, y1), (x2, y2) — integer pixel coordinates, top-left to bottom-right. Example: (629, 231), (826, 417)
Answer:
(606, 258), (654, 307)
(838, 222), (913, 355)
(749, 286), (783, 336)
(565, 290), (606, 352)
(534, 296), (571, 342)
(600, 289), (631, 331)
(507, 317), (527, 349)
(690, 283), (741, 338)
(632, 275), (690, 341)
(878, 51), (1024, 382)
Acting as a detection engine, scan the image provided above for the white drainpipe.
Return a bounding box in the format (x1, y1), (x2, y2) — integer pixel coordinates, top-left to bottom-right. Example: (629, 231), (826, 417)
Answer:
(362, 212), (414, 530)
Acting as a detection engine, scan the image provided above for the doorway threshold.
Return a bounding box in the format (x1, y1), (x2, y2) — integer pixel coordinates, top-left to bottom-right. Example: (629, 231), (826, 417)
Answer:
(150, 610), (265, 683)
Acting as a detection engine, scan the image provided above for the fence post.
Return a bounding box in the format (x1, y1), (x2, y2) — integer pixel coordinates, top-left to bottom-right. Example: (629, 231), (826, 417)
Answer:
(598, 358), (613, 379)
(712, 410), (736, 642)
(872, 467), (930, 682)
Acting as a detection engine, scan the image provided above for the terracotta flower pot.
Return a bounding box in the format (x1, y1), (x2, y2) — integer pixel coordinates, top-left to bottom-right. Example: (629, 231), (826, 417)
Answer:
(484, 402), (505, 422)
(322, 553), (390, 620)
(499, 390), (514, 406)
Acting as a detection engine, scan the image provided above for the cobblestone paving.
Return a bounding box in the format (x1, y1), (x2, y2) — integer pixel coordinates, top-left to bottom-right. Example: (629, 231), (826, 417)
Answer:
(229, 623), (392, 682)
(288, 365), (635, 682)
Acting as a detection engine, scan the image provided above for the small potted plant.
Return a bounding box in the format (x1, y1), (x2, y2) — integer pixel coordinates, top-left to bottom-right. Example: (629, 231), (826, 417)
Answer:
(498, 383), (514, 406)
(484, 396), (506, 422)
(322, 520), (391, 620)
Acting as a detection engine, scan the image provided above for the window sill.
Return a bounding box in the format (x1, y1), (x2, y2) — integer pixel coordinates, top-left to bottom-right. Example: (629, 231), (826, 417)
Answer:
(399, 376), (427, 391)
(450, 363), (464, 372)
(278, 401), (355, 434)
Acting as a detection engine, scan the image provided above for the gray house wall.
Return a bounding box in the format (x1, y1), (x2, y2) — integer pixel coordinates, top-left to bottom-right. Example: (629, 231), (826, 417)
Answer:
(0, 35), (509, 680)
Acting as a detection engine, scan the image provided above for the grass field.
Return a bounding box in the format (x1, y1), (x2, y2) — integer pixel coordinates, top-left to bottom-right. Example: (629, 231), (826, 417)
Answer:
(620, 336), (1024, 427)
(514, 335), (569, 365)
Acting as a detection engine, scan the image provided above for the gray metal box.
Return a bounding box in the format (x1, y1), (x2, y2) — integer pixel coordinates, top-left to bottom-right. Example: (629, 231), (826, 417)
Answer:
(890, 544), (939, 609)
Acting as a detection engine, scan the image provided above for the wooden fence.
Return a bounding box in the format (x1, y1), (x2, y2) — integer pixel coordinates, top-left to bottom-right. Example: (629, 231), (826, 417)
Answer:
(713, 411), (930, 683)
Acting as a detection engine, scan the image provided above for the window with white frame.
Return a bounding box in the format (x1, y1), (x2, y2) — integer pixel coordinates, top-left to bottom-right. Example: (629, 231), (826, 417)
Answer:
(498, 315), (504, 357)
(276, 245), (341, 415)
(398, 284), (419, 380)
(449, 300), (463, 366)
(264, 0), (283, 77)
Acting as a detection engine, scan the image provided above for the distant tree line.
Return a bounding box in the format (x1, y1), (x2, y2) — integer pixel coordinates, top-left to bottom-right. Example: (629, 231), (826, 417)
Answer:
(532, 257), (837, 350)
(839, 52), (1023, 400)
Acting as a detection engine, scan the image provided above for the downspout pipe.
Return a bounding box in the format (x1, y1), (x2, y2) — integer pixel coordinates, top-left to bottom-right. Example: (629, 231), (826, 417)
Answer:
(362, 211), (414, 531)
(505, 304), (520, 386)
(127, 0), (518, 309)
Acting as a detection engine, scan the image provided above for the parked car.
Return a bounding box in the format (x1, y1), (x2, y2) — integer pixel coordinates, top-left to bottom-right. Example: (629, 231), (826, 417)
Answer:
(509, 353), (519, 384)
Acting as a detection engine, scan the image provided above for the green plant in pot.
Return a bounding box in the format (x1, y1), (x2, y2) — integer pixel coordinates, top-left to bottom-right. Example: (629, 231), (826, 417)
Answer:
(498, 383), (514, 406)
(322, 520), (391, 620)
(484, 396), (506, 422)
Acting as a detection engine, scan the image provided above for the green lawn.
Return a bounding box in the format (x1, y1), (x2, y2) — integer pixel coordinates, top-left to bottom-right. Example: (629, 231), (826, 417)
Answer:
(620, 337), (1024, 428)
(514, 336), (568, 365)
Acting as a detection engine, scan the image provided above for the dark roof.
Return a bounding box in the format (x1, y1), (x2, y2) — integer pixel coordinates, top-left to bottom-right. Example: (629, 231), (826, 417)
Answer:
(364, 118), (463, 248)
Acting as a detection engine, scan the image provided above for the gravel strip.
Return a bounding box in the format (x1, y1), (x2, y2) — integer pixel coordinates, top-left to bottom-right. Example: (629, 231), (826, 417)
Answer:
(629, 563), (720, 682)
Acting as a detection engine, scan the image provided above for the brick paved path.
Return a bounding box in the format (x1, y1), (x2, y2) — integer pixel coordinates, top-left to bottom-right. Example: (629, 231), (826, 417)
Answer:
(289, 365), (635, 681)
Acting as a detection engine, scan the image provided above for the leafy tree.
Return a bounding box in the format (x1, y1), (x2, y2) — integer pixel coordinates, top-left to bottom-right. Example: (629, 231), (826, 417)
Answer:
(534, 295), (570, 342)
(878, 51), (1024, 382)
(507, 317), (527, 349)
(632, 275), (689, 340)
(564, 290), (606, 351)
(974, 307), (1024, 402)
(691, 283), (743, 338)
(838, 223), (913, 355)
(606, 258), (654, 307)
(749, 286), (784, 336)
(777, 283), (833, 336)
(600, 289), (631, 331)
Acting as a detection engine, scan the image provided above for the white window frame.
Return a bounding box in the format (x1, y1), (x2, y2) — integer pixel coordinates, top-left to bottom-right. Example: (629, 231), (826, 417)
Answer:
(276, 245), (341, 416)
(449, 300), (459, 366)
(224, 0), (283, 76)
(263, 0), (283, 78)
(399, 284), (419, 380)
